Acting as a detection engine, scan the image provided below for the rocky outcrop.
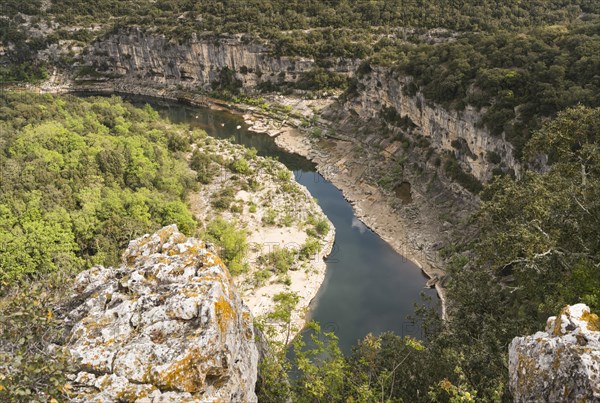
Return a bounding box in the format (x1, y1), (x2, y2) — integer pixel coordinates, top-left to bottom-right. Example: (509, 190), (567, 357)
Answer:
(66, 225), (259, 402)
(340, 67), (520, 182)
(80, 27), (357, 91)
(509, 304), (600, 402)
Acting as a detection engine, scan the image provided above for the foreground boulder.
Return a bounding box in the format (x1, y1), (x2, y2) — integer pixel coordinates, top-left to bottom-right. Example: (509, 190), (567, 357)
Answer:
(66, 225), (259, 402)
(509, 304), (600, 402)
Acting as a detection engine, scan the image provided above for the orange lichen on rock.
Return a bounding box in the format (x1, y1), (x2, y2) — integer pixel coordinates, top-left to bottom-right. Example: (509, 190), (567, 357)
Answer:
(215, 295), (236, 334)
(581, 310), (600, 332)
(156, 348), (205, 393)
(67, 225), (259, 401)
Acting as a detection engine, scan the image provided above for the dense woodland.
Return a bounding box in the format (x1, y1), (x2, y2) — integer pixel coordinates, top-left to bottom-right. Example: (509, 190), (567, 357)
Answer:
(1, 0), (599, 401)
(0, 94), (201, 283)
(0, 98), (597, 402)
(2, 0), (600, 155)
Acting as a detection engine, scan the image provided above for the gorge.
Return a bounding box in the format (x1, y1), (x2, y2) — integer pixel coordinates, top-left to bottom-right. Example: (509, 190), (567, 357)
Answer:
(2, 2), (599, 400)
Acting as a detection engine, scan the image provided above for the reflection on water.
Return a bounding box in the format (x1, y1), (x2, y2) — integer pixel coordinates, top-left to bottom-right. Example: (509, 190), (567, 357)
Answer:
(351, 217), (368, 234)
(116, 94), (439, 353)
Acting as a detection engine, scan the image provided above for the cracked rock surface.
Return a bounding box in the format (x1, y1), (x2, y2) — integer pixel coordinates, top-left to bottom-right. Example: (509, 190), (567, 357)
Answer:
(509, 304), (600, 402)
(67, 225), (258, 402)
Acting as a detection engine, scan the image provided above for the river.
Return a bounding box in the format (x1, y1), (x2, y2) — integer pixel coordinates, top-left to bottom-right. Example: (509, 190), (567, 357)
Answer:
(120, 95), (439, 353)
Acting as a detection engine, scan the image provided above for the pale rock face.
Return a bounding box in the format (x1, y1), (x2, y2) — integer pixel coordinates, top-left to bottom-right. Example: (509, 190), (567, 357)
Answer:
(84, 27), (358, 91)
(66, 225), (259, 402)
(509, 304), (600, 402)
(80, 28), (513, 186)
(344, 67), (521, 182)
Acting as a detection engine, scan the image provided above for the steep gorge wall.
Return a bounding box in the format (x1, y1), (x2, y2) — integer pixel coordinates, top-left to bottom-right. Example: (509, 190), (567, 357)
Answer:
(76, 29), (519, 184)
(81, 27), (356, 91)
(341, 67), (521, 182)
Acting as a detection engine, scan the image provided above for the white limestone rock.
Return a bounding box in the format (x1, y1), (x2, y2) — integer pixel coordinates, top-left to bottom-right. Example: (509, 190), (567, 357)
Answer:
(67, 225), (259, 402)
(509, 304), (600, 402)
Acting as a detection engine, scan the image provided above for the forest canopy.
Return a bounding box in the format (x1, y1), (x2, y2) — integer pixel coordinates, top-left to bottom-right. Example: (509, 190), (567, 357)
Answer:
(2, 0), (599, 156)
(0, 93), (199, 283)
(257, 105), (600, 402)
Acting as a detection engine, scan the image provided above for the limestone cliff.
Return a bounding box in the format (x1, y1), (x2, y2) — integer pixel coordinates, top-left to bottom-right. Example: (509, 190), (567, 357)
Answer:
(60, 28), (517, 187)
(509, 304), (600, 402)
(78, 27), (357, 91)
(338, 66), (520, 182)
(33, 24), (519, 188)
(66, 225), (259, 402)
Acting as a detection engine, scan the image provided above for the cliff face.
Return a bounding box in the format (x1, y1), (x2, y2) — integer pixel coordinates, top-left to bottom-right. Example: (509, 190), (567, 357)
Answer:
(340, 67), (520, 182)
(66, 225), (259, 402)
(509, 304), (600, 402)
(75, 29), (518, 185)
(82, 28), (356, 91)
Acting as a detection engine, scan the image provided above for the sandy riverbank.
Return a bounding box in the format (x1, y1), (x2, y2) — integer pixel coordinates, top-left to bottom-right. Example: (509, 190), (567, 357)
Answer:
(35, 81), (447, 319)
(272, 127), (448, 319)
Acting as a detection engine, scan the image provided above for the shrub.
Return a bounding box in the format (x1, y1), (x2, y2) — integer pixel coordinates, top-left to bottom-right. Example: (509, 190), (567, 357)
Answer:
(277, 169), (292, 182)
(205, 217), (248, 274)
(262, 209), (277, 225)
(315, 218), (330, 237)
(211, 187), (236, 210)
(443, 157), (483, 194)
(230, 158), (252, 175)
(300, 237), (322, 260)
(486, 151), (502, 164)
(190, 150), (216, 184)
(248, 202), (257, 213)
(259, 246), (298, 274)
(0, 284), (73, 401)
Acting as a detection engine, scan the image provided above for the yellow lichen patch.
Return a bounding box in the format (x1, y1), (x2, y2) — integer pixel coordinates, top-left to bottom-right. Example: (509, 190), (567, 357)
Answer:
(553, 307), (569, 336)
(552, 346), (564, 370)
(170, 266), (185, 276)
(114, 384), (156, 401)
(193, 275), (223, 283)
(516, 351), (540, 392)
(143, 270), (157, 282)
(182, 244), (204, 259)
(156, 226), (176, 243)
(82, 315), (114, 338)
(182, 288), (199, 298)
(156, 348), (205, 393)
(581, 310), (600, 331)
(242, 311), (250, 322)
(214, 296), (236, 334)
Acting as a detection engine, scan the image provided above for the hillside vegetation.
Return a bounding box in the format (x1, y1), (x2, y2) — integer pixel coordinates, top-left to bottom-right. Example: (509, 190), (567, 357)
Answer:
(1, 1), (599, 401)
(0, 93), (200, 283)
(257, 105), (600, 402)
(2, 1), (599, 155)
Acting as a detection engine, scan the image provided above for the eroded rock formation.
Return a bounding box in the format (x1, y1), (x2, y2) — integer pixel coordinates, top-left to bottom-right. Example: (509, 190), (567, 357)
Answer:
(81, 28), (357, 91)
(338, 67), (520, 182)
(509, 304), (600, 402)
(66, 225), (259, 402)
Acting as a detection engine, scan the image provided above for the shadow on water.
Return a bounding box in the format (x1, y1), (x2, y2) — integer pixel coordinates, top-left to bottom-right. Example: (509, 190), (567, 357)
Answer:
(83, 93), (440, 354)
